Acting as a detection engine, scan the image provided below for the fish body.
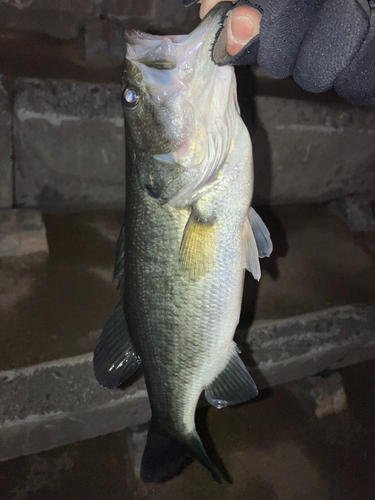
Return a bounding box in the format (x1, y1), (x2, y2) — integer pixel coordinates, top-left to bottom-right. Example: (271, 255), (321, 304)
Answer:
(94, 3), (272, 483)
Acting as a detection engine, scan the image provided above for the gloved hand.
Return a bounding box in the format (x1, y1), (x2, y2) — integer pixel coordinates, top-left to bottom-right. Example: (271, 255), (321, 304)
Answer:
(183, 0), (375, 106)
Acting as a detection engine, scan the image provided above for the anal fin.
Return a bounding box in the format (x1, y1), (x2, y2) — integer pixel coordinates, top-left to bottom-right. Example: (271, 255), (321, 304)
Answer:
(205, 343), (258, 409)
(93, 302), (141, 389)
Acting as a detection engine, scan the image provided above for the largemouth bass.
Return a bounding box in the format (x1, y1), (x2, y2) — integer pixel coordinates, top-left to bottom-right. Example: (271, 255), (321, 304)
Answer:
(94, 2), (272, 483)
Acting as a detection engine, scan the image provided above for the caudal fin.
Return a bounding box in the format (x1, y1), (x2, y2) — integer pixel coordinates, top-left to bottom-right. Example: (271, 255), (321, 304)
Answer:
(140, 420), (222, 484)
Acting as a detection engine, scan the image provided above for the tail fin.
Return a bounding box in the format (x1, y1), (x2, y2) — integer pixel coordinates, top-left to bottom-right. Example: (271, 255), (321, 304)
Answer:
(140, 420), (222, 484)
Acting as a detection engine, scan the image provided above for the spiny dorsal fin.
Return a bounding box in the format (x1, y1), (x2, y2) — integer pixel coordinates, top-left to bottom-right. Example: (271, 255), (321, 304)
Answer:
(179, 210), (218, 282)
(93, 302), (141, 389)
(113, 224), (125, 295)
(205, 342), (258, 409)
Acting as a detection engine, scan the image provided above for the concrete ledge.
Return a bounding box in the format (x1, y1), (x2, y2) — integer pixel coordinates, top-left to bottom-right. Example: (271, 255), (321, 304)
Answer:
(14, 78), (125, 209)
(246, 303), (375, 388)
(12, 77), (375, 209)
(0, 354), (149, 462)
(252, 97), (375, 204)
(0, 303), (373, 462)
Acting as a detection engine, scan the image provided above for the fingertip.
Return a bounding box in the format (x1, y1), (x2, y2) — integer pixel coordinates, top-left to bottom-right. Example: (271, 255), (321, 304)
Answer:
(226, 6), (261, 56)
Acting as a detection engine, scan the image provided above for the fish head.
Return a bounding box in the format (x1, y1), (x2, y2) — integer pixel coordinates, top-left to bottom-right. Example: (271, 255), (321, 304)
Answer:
(122, 2), (239, 194)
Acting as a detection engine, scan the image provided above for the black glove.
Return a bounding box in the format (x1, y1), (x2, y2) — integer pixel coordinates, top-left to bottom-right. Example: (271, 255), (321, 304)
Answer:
(184, 0), (375, 106)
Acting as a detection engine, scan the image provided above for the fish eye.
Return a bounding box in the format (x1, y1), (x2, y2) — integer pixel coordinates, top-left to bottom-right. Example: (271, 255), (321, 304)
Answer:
(122, 86), (140, 110)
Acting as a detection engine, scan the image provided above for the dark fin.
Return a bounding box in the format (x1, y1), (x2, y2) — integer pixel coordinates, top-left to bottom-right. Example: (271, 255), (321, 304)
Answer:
(113, 224), (125, 295)
(93, 303), (141, 389)
(205, 343), (258, 409)
(179, 210), (218, 282)
(141, 420), (222, 484)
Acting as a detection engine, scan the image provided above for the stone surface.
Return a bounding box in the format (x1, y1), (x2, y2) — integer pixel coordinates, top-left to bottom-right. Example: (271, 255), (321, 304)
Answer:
(252, 96), (375, 204)
(329, 196), (375, 232)
(0, 303), (374, 462)
(308, 373), (348, 419)
(245, 304), (375, 389)
(14, 78), (125, 209)
(0, 76), (12, 208)
(84, 19), (127, 68)
(289, 372), (348, 420)
(0, 0), (101, 39)
(104, 0), (200, 34)
(0, 209), (48, 257)
(0, 0), (199, 42)
(12, 77), (375, 208)
(0, 354), (150, 462)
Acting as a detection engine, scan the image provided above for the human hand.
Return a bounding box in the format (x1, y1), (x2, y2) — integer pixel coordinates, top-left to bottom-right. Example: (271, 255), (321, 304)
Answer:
(199, 0), (261, 56)
(184, 0), (375, 106)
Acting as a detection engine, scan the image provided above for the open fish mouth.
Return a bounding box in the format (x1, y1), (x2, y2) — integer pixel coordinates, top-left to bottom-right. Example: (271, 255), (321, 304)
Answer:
(124, 2), (232, 70)
(123, 2), (239, 208)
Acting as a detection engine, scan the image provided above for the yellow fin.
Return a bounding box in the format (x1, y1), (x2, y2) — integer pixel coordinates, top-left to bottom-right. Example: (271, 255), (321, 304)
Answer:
(179, 213), (218, 282)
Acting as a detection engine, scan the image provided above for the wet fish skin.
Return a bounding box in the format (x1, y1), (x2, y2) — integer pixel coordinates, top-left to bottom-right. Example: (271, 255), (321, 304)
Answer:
(93, 2), (272, 483)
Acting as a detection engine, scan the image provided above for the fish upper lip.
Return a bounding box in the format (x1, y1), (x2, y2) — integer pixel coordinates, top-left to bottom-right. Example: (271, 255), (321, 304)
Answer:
(124, 2), (233, 46)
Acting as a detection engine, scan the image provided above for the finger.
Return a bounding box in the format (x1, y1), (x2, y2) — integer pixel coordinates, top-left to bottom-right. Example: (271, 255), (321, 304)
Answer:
(335, 6), (375, 105)
(226, 5), (261, 56)
(257, 0), (322, 79)
(199, 0), (236, 19)
(293, 0), (370, 93)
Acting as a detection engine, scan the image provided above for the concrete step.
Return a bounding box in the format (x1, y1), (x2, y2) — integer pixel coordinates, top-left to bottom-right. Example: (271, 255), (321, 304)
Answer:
(0, 303), (374, 462)
(2, 360), (374, 500)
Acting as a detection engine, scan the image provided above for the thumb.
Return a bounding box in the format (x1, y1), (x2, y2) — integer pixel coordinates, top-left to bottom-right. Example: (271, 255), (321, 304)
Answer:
(226, 6), (261, 56)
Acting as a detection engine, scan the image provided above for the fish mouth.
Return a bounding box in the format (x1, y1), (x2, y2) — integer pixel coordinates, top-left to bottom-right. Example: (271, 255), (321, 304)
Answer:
(124, 2), (233, 65)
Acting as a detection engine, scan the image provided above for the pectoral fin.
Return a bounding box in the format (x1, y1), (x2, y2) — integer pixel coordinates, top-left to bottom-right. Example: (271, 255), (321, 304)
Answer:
(93, 303), (141, 389)
(205, 343), (258, 409)
(242, 208), (272, 280)
(179, 210), (218, 282)
(249, 208), (273, 258)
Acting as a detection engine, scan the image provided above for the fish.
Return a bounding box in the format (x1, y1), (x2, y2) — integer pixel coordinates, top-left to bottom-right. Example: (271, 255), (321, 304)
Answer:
(93, 2), (272, 484)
